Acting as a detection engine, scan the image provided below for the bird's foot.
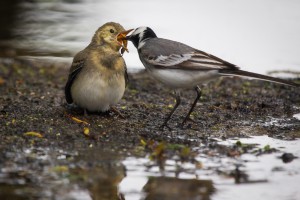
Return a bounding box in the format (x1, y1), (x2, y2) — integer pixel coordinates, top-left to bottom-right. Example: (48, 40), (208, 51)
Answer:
(159, 123), (172, 131)
(84, 109), (88, 117)
(179, 117), (196, 129)
(110, 106), (125, 119)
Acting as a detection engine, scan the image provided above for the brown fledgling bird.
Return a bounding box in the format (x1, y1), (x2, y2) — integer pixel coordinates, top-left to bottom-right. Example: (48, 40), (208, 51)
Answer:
(65, 22), (128, 115)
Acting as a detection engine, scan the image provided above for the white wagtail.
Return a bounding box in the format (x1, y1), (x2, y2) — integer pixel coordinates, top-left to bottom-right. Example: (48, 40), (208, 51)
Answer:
(65, 22), (132, 116)
(119, 26), (299, 129)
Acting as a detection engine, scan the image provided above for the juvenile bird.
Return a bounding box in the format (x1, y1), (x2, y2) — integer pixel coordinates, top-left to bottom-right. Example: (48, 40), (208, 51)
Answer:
(65, 22), (130, 115)
(120, 26), (299, 129)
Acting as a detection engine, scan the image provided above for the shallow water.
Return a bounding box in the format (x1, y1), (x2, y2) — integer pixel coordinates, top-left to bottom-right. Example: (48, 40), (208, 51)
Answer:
(0, 0), (300, 74)
(1, 135), (299, 200)
(118, 136), (300, 200)
(214, 136), (300, 200)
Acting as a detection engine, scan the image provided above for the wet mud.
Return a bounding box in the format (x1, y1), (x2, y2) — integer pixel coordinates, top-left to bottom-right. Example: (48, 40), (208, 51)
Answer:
(0, 58), (300, 199)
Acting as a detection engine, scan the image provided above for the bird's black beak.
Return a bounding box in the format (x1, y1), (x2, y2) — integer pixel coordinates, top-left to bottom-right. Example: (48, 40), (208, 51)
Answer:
(125, 35), (131, 40)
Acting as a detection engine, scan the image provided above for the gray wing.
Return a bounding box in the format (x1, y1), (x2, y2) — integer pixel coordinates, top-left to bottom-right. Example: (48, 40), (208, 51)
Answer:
(64, 60), (84, 104)
(140, 38), (239, 70)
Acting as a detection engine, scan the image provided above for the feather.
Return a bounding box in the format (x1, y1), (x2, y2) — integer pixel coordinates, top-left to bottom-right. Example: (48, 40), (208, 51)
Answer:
(140, 38), (239, 71)
(65, 61), (84, 104)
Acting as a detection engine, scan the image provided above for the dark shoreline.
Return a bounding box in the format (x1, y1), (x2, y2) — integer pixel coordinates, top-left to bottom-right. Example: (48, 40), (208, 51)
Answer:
(1, 57), (299, 148)
(1, 57), (300, 199)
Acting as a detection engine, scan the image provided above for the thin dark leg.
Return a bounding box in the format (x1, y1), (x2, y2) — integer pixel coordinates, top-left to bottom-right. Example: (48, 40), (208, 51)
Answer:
(110, 106), (125, 119)
(84, 109), (88, 117)
(181, 86), (201, 126)
(160, 91), (181, 130)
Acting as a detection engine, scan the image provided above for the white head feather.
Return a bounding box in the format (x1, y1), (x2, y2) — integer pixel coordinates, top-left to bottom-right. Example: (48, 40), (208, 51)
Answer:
(131, 27), (148, 49)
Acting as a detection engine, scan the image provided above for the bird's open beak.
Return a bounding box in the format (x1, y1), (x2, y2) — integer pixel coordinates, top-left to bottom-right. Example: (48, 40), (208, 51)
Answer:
(117, 29), (133, 55)
(117, 29), (133, 41)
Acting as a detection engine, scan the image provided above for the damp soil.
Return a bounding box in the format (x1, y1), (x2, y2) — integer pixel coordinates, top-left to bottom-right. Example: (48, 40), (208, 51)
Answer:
(0, 58), (300, 199)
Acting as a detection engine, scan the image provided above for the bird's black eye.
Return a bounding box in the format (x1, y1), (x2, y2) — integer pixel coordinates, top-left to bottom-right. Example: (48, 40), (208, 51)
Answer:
(110, 29), (115, 33)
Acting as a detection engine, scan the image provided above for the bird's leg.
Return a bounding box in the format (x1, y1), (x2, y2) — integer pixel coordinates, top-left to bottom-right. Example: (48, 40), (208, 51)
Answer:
(110, 106), (125, 119)
(84, 109), (88, 117)
(160, 91), (181, 130)
(181, 86), (201, 127)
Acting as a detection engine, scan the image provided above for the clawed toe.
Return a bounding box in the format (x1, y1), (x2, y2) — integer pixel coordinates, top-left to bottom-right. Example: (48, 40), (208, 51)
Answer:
(179, 117), (196, 129)
(110, 106), (125, 119)
(160, 123), (172, 131)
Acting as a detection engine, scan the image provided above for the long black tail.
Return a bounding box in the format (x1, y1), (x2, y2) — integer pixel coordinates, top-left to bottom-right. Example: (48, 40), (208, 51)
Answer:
(219, 69), (300, 87)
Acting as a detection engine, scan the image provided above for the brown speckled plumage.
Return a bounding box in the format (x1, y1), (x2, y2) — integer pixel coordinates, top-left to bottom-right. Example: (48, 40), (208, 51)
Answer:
(65, 22), (128, 113)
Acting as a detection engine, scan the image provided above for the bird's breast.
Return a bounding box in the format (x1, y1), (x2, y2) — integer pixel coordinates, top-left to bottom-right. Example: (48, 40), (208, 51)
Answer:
(71, 69), (126, 112)
(91, 50), (125, 71)
(149, 68), (220, 89)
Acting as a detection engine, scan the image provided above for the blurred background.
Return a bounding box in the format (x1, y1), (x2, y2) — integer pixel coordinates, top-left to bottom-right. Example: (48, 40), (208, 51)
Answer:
(0, 0), (299, 74)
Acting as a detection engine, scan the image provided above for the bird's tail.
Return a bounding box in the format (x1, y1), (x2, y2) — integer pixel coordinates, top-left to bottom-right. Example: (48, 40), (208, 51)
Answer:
(219, 69), (300, 87)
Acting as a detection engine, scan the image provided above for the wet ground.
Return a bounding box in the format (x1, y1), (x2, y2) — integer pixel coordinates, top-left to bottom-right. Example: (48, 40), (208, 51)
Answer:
(0, 58), (300, 199)
(1, 1), (300, 199)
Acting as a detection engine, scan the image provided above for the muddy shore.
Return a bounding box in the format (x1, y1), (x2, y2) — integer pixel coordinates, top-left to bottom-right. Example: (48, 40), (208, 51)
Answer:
(0, 58), (300, 199)
(1, 58), (299, 146)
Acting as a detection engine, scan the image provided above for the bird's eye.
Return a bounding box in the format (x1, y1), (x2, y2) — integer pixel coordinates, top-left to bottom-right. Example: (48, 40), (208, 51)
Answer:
(110, 29), (115, 33)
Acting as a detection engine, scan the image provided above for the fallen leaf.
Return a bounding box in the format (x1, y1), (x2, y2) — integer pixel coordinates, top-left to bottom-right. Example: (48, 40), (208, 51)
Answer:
(83, 127), (90, 136)
(52, 165), (69, 173)
(0, 77), (5, 86)
(65, 112), (89, 125)
(140, 138), (147, 146)
(71, 116), (89, 125)
(24, 131), (43, 138)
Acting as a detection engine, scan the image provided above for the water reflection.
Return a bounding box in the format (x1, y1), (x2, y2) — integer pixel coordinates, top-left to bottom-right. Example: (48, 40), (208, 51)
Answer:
(1, 136), (300, 199)
(143, 177), (214, 200)
(1, 0), (300, 73)
(70, 166), (125, 200)
(0, 0), (87, 58)
(0, 184), (33, 200)
(72, 148), (126, 200)
(0, 0), (20, 57)
(0, 1), (19, 40)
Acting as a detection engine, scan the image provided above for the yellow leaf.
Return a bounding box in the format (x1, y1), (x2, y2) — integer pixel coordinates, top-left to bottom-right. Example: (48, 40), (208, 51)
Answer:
(140, 138), (147, 146)
(167, 104), (173, 108)
(65, 112), (90, 125)
(52, 165), (69, 173)
(71, 116), (89, 125)
(24, 131), (43, 138)
(83, 127), (90, 136)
